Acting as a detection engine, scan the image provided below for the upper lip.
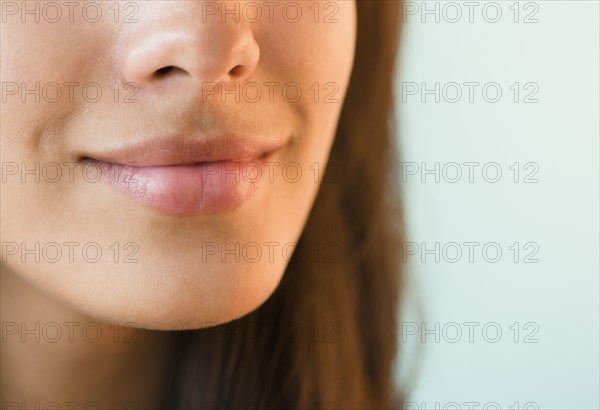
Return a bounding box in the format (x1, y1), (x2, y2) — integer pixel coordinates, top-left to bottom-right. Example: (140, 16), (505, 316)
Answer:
(83, 134), (285, 167)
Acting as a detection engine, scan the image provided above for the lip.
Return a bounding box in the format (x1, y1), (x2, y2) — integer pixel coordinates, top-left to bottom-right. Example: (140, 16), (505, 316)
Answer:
(83, 134), (285, 216)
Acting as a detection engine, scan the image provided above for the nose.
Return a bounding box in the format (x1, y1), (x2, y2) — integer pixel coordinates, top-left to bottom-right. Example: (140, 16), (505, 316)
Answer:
(118, 3), (260, 90)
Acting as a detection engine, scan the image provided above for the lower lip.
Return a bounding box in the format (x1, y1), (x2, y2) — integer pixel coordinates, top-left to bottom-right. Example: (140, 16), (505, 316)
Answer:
(90, 159), (264, 215)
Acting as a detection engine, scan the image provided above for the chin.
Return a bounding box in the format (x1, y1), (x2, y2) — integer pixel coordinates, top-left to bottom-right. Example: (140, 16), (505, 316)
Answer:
(18, 256), (288, 331)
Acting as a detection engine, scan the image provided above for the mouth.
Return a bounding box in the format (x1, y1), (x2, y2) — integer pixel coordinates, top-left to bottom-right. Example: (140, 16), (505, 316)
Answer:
(81, 134), (285, 216)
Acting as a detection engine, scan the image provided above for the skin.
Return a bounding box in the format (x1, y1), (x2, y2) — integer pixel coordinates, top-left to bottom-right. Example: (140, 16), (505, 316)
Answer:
(0, 0), (357, 407)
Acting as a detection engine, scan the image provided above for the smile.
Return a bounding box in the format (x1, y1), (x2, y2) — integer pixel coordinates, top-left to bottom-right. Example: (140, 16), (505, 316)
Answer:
(82, 134), (285, 216)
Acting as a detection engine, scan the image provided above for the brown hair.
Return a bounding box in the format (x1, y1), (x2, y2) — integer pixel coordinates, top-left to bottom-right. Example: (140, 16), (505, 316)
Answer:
(165, 1), (404, 408)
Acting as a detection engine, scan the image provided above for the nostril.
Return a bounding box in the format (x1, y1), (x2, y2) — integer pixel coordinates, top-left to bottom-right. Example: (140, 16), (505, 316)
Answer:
(228, 65), (245, 78)
(154, 66), (181, 78)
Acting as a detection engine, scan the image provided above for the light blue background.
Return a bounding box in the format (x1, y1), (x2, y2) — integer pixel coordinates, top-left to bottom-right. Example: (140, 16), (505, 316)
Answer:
(396, 1), (599, 409)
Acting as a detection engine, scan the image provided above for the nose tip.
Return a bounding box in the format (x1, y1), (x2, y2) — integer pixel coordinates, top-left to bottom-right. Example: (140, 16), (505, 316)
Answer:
(119, 23), (260, 90)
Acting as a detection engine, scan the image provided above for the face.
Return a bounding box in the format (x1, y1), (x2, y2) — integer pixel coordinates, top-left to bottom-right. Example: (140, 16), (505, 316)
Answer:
(0, 1), (357, 329)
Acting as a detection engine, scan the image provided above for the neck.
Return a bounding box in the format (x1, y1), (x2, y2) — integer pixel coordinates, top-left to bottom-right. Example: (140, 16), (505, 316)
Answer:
(1, 266), (174, 409)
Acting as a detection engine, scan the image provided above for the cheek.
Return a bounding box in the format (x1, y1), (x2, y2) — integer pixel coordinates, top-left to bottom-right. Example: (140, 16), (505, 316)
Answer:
(1, 9), (113, 162)
(261, 0), (357, 173)
(260, 1), (357, 105)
